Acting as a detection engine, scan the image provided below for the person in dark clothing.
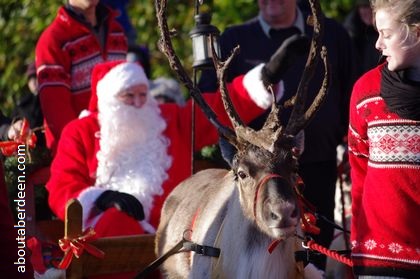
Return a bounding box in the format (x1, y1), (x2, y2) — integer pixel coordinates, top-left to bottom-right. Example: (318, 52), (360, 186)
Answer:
(11, 62), (45, 148)
(101, 0), (137, 46)
(0, 111), (12, 140)
(343, 0), (381, 77)
(198, 0), (357, 270)
(127, 44), (152, 79)
(0, 111), (24, 141)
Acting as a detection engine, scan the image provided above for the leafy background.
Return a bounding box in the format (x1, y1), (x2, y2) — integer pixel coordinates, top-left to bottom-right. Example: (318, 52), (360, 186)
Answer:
(0, 0), (355, 114)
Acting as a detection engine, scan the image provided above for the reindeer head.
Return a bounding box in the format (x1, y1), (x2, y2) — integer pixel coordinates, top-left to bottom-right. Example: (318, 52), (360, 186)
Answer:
(156, 0), (329, 240)
(231, 136), (302, 239)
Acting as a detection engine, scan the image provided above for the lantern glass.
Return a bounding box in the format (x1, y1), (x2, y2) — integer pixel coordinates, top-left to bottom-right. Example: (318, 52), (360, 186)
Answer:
(192, 35), (207, 63)
(189, 13), (220, 69)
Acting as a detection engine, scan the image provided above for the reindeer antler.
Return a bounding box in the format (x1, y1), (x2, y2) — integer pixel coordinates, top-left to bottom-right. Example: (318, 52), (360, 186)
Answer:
(155, 0), (237, 145)
(155, 0), (329, 154)
(215, 0), (329, 153)
(282, 0), (330, 137)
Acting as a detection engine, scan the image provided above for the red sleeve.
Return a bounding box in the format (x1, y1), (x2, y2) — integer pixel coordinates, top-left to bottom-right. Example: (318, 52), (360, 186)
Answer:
(36, 27), (77, 152)
(168, 75), (266, 151)
(46, 118), (97, 220)
(348, 76), (369, 236)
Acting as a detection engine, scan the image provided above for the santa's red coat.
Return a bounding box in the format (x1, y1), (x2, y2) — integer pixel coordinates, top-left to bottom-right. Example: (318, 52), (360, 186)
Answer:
(46, 74), (268, 236)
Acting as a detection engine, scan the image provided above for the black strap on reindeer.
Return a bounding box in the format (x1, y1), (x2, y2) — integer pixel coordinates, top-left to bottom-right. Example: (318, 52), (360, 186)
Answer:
(134, 230), (220, 279)
(184, 241), (221, 257)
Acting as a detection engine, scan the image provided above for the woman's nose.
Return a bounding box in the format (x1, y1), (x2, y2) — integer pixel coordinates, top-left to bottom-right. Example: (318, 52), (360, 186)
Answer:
(375, 36), (383, 51)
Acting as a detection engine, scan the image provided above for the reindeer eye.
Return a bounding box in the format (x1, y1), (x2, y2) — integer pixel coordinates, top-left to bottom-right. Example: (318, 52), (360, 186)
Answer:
(237, 170), (247, 179)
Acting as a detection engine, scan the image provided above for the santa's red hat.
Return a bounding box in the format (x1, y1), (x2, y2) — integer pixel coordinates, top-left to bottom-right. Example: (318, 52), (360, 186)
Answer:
(88, 60), (149, 112)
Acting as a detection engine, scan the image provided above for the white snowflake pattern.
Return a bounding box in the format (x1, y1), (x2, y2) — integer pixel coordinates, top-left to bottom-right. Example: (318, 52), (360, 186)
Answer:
(351, 240), (358, 248)
(388, 243), (403, 254)
(364, 239), (377, 250)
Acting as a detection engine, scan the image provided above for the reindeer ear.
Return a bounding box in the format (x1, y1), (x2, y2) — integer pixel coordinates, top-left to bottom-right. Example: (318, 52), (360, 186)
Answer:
(292, 131), (305, 157)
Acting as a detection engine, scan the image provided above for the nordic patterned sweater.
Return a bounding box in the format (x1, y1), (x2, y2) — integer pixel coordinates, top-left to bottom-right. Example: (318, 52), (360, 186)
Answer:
(348, 63), (420, 277)
(35, 4), (127, 154)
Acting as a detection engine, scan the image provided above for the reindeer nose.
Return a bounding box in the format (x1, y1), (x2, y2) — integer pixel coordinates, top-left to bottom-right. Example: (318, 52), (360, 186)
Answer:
(267, 200), (298, 226)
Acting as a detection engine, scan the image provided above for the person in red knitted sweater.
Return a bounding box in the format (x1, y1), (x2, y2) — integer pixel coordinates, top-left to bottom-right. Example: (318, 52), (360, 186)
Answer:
(35, 0), (128, 155)
(348, 0), (420, 277)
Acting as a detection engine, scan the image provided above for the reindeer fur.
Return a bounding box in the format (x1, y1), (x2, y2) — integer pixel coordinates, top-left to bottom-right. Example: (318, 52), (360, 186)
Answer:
(156, 146), (306, 279)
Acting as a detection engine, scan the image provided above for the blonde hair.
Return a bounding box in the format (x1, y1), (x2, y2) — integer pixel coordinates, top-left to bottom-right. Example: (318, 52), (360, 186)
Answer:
(371, 0), (420, 47)
(371, 0), (420, 28)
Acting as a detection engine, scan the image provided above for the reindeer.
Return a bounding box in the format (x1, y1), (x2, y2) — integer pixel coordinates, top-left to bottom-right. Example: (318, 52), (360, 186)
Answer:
(154, 0), (329, 278)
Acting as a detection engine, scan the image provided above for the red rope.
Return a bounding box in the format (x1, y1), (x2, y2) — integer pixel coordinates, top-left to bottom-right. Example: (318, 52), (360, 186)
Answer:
(306, 240), (353, 267)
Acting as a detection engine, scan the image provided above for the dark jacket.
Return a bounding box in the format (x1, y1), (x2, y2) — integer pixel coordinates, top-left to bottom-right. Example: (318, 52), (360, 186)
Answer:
(199, 12), (357, 163)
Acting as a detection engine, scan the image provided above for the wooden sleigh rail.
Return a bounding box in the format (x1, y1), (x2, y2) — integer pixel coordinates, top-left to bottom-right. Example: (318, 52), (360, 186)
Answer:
(64, 199), (157, 278)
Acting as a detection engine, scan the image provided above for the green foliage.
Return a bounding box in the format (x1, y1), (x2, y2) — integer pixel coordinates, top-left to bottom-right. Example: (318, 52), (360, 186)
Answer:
(0, 0), (355, 114)
(320, 0), (354, 21)
(0, 0), (60, 114)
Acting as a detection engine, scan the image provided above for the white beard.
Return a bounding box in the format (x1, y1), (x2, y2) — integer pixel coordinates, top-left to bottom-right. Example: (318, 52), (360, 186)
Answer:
(95, 96), (172, 221)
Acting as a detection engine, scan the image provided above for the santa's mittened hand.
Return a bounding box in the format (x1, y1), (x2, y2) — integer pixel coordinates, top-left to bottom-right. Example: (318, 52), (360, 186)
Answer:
(94, 190), (145, 221)
(261, 34), (310, 86)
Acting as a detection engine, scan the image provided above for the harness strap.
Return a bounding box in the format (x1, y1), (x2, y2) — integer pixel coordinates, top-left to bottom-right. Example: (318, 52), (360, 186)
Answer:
(183, 241), (220, 257)
(134, 238), (184, 279)
(253, 174), (282, 219)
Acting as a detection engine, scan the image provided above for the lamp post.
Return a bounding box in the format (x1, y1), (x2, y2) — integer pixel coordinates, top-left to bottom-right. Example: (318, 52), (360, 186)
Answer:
(189, 1), (221, 174)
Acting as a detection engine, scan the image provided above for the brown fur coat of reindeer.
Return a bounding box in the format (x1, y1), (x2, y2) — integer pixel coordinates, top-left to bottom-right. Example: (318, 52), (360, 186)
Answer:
(154, 0), (329, 278)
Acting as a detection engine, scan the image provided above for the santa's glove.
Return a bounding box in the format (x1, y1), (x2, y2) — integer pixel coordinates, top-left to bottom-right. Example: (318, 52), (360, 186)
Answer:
(261, 34), (310, 86)
(94, 190), (145, 221)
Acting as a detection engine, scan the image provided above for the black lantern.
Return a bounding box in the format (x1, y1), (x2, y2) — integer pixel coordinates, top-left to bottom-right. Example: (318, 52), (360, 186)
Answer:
(189, 13), (221, 69)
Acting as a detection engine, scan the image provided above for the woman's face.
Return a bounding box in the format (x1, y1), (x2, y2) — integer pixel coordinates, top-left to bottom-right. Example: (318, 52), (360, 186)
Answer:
(375, 9), (420, 71)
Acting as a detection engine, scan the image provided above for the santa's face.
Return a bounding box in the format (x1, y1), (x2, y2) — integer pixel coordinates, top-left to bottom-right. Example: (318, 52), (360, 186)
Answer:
(116, 84), (148, 108)
(96, 89), (171, 220)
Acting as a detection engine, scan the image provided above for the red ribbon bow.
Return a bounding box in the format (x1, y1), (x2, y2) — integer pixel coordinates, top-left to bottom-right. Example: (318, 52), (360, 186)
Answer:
(58, 227), (105, 269)
(0, 118), (37, 156)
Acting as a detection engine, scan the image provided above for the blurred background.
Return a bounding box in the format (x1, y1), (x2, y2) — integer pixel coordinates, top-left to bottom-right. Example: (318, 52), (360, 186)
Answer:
(0, 0), (355, 114)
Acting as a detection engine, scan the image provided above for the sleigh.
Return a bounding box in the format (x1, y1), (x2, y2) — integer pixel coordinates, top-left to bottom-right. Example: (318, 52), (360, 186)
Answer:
(27, 195), (156, 278)
(26, 160), (221, 278)
(61, 199), (156, 278)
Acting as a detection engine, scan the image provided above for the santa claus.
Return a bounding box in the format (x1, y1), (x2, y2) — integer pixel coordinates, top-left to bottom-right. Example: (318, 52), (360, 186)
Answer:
(45, 57), (285, 238)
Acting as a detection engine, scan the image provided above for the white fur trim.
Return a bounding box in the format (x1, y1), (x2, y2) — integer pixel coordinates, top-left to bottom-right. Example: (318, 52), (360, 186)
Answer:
(243, 64), (284, 109)
(304, 263), (325, 279)
(34, 268), (66, 279)
(78, 109), (91, 119)
(96, 62), (149, 103)
(77, 186), (107, 229)
(140, 220), (156, 234)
